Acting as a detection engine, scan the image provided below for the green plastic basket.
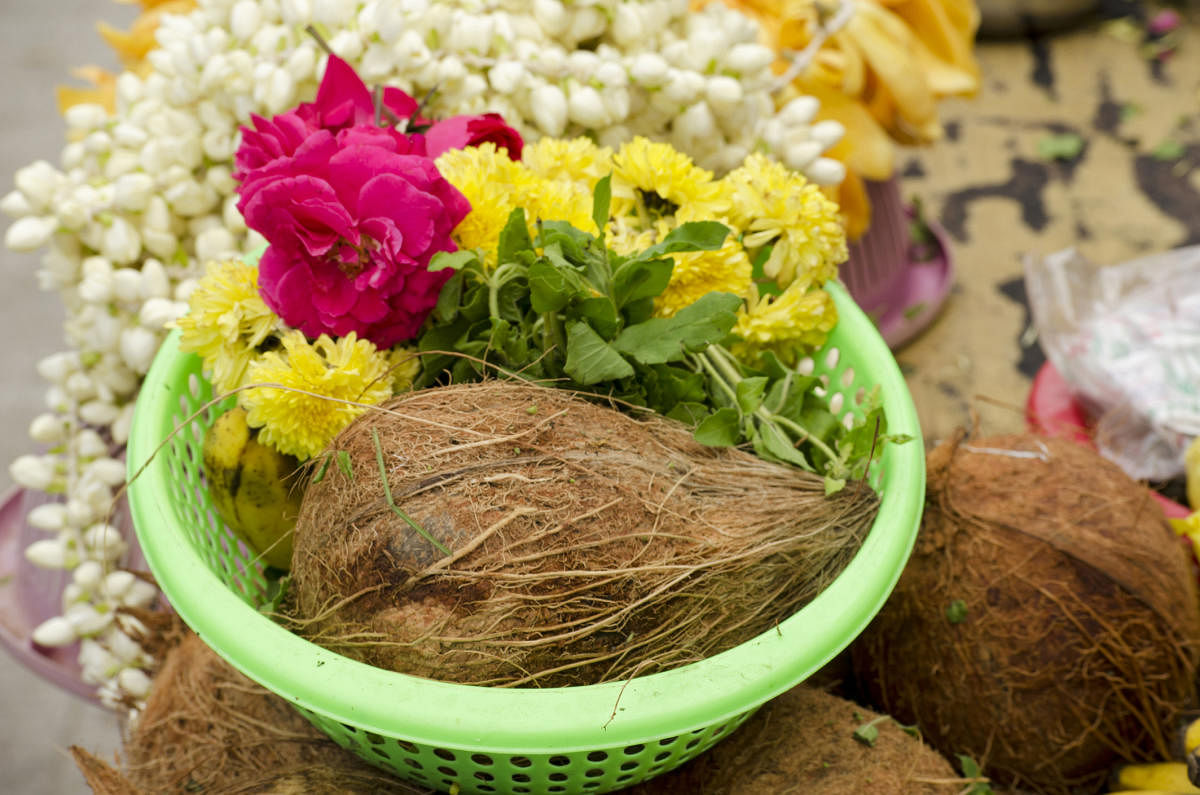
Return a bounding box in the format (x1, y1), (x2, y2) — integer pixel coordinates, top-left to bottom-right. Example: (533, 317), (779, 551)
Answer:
(126, 279), (924, 795)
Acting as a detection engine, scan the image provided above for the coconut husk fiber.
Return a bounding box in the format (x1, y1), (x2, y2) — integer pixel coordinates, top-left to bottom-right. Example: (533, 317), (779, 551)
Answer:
(286, 380), (879, 688)
(851, 431), (1200, 795)
(71, 630), (425, 794)
(626, 684), (972, 794)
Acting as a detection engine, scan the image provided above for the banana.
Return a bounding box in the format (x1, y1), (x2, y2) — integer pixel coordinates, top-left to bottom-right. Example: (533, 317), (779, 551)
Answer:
(1111, 761), (1200, 792)
(201, 405), (303, 571)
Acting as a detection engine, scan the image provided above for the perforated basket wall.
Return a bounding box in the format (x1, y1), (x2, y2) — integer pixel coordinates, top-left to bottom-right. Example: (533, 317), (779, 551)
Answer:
(126, 280), (924, 795)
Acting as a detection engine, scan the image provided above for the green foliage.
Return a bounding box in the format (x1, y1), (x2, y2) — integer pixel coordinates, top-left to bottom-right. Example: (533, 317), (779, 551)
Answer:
(414, 181), (906, 484)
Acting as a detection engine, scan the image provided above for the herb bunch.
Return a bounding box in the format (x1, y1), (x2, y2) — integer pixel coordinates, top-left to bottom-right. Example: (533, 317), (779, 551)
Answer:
(419, 177), (900, 492)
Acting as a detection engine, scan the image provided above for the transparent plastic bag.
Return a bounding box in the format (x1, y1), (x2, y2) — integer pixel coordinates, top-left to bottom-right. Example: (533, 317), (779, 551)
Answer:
(1024, 246), (1200, 481)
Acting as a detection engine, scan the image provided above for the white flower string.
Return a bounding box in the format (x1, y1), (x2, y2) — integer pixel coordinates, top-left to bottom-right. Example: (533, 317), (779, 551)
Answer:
(2, 0), (849, 719)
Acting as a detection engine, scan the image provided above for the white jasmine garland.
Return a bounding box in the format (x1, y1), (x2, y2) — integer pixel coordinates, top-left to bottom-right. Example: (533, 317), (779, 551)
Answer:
(4, 0), (849, 714)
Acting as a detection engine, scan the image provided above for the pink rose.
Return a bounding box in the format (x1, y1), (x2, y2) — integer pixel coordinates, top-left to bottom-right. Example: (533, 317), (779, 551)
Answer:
(232, 53), (524, 347)
(242, 137), (470, 347)
(424, 113), (524, 160)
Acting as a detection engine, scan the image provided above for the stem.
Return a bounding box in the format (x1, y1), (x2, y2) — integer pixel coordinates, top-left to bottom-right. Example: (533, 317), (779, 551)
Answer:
(487, 262), (522, 321)
(542, 311), (566, 365)
(693, 348), (739, 406)
(702, 345), (840, 467)
(371, 429), (450, 556)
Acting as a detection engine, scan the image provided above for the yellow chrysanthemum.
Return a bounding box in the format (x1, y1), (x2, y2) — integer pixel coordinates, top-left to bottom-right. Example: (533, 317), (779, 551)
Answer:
(241, 331), (392, 460)
(522, 178), (597, 236)
(175, 259), (278, 395)
(437, 143), (540, 263)
(610, 137), (731, 222)
(721, 153), (848, 290)
(732, 282), (839, 364)
(522, 137), (613, 186)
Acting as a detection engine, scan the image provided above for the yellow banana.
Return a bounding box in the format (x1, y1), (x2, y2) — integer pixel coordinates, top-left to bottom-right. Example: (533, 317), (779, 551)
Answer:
(202, 406), (302, 571)
(1111, 761), (1200, 792)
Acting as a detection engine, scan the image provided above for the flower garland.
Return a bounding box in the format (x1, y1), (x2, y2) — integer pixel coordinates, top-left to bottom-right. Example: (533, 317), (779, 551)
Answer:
(4, 0), (851, 715)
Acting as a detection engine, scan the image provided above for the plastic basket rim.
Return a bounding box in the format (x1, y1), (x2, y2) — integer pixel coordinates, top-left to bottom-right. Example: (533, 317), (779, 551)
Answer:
(126, 279), (925, 754)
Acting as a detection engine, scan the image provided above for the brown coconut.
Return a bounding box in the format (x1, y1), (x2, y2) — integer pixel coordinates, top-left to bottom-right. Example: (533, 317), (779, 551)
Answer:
(628, 685), (971, 794)
(73, 629), (423, 795)
(851, 431), (1200, 794)
(286, 380), (878, 687)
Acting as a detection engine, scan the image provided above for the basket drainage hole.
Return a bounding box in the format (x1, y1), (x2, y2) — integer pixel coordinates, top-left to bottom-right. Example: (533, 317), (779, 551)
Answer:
(364, 731), (386, 746)
(548, 773), (568, 782)
(548, 755), (571, 767)
(548, 788), (566, 794)
(583, 783), (602, 789)
(825, 347), (840, 370)
(658, 737), (678, 746)
(510, 756), (532, 768)
(437, 767), (456, 777)
(402, 759), (422, 770)
(586, 751), (608, 762)
(585, 768), (604, 778)
(471, 753), (494, 766)
(623, 744), (645, 755)
(434, 748), (456, 762)
(653, 752), (671, 762)
(511, 774), (531, 783)
(513, 789), (531, 794)
(616, 774), (634, 782)
(620, 761), (639, 771)
(473, 772), (495, 782)
(685, 739), (701, 750)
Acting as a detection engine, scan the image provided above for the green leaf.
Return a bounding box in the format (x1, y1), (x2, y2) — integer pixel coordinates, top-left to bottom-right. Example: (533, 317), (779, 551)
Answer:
(428, 248), (477, 273)
(528, 258), (574, 313)
(612, 257), (674, 308)
(666, 401), (710, 427)
(637, 221), (729, 260)
(563, 320), (634, 384)
(497, 207), (533, 264)
(693, 407), (741, 447)
(1036, 132), (1085, 161)
(336, 450), (353, 480)
(753, 422), (811, 468)
(735, 376), (768, 415)
(432, 270), (465, 323)
(612, 292), (741, 364)
(592, 174), (612, 237)
(577, 296), (621, 340)
(853, 722), (879, 747)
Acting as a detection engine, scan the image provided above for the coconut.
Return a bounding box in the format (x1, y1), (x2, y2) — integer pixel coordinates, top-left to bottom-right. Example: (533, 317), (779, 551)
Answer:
(851, 431), (1200, 794)
(627, 684), (969, 794)
(71, 630), (421, 795)
(285, 380), (879, 687)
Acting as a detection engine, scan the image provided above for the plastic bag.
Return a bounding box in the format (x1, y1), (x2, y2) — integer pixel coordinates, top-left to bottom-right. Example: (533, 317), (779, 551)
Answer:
(1024, 246), (1200, 481)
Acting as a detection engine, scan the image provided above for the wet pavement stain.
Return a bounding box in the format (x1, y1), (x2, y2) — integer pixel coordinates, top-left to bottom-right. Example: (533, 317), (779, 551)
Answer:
(939, 158), (1052, 241)
(1133, 148), (1200, 246)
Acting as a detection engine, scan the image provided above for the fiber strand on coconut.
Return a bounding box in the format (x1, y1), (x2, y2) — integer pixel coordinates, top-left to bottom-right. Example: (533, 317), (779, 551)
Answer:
(852, 431), (1200, 795)
(285, 380), (881, 688)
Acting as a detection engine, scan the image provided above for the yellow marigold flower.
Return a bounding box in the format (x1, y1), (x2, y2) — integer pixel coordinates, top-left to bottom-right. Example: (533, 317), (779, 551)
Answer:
(522, 137), (613, 186)
(437, 143), (539, 263)
(175, 259), (278, 395)
(611, 137), (730, 222)
(722, 153), (847, 290)
(523, 178), (596, 236)
(732, 282), (838, 364)
(606, 216), (659, 257)
(242, 331), (392, 460)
